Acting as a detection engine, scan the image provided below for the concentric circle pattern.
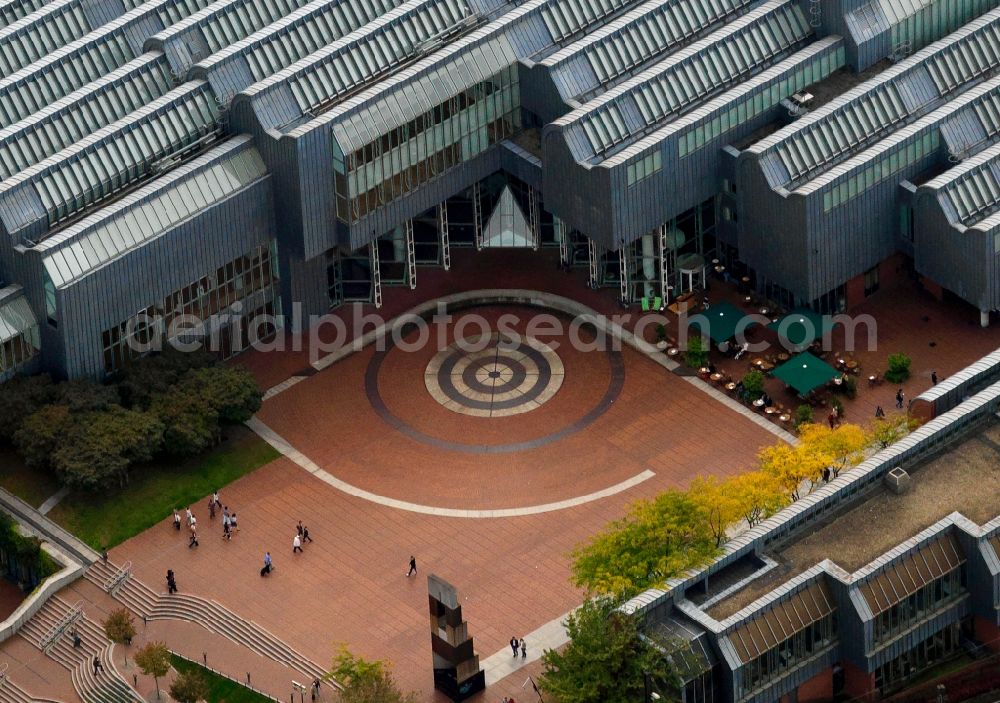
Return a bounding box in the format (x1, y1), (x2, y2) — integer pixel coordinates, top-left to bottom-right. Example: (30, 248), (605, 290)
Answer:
(424, 333), (564, 417)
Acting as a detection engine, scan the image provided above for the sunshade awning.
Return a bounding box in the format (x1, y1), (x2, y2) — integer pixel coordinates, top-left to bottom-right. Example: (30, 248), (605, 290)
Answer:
(688, 301), (757, 344)
(771, 352), (840, 395)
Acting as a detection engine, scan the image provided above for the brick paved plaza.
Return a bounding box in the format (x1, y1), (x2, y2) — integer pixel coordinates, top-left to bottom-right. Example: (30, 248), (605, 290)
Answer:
(113, 299), (777, 700)
(8, 249), (1000, 702)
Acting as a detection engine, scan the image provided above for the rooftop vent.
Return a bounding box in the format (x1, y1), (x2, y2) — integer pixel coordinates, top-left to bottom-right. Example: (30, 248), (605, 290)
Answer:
(884, 466), (910, 494)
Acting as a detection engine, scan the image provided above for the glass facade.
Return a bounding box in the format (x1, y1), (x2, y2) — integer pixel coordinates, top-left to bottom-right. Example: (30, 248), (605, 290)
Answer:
(678, 47), (845, 158)
(872, 565), (965, 644)
(101, 240), (279, 373)
(626, 150), (662, 187)
(0, 322), (40, 381)
(334, 64), (521, 222)
(737, 612), (837, 699)
(874, 622), (963, 693)
(822, 131), (940, 213)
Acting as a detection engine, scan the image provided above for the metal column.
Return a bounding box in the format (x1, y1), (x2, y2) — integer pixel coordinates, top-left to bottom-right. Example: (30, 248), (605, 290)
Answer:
(528, 186), (540, 251)
(554, 217), (568, 266)
(370, 242), (382, 308)
(438, 201), (451, 271)
(618, 248), (630, 305)
(404, 219), (416, 290)
(472, 183), (483, 251)
(658, 225), (670, 306)
(587, 238), (599, 289)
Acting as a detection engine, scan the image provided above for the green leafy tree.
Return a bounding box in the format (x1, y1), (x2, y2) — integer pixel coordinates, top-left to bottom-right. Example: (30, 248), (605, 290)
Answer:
(884, 352), (911, 383)
(168, 669), (210, 703)
(184, 366), (262, 424)
(150, 391), (219, 456)
(571, 490), (719, 598)
(325, 646), (418, 703)
(538, 598), (680, 703)
(51, 407), (163, 491)
(135, 641), (171, 700)
(0, 374), (59, 442)
(13, 404), (72, 469)
(54, 379), (120, 412)
(114, 348), (215, 409)
(103, 608), (136, 664)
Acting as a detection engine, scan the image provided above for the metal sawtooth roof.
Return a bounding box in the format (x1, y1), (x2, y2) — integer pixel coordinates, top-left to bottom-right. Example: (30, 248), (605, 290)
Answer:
(0, 0), (54, 30)
(36, 136), (267, 289)
(541, 0), (756, 103)
(926, 139), (1000, 226)
(552, 0), (812, 159)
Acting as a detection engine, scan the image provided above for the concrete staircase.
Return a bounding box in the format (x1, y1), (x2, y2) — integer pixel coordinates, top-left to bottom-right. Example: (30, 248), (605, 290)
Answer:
(18, 596), (139, 703)
(85, 560), (334, 688)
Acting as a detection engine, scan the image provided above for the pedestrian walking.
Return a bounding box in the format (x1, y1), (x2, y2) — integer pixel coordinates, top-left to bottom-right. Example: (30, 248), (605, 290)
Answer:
(101, 549), (108, 564)
(71, 628), (81, 648)
(92, 656), (103, 676)
(875, 405), (885, 418)
(261, 552), (273, 576)
(297, 521), (304, 538)
(173, 509), (181, 531)
(827, 411), (835, 429)
(510, 636), (519, 657)
(302, 525), (312, 543)
(406, 556), (417, 577)
(188, 524), (199, 548)
(895, 388), (904, 409)
(822, 467), (831, 483)
(520, 638), (526, 659)
(212, 490), (221, 508)
(222, 512), (232, 540)
(931, 370), (938, 385)
(166, 569), (177, 594)
(185, 507), (193, 526)
(293, 534), (302, 553)
(230, 512), (239, 534)
(208, 498), (216, 520)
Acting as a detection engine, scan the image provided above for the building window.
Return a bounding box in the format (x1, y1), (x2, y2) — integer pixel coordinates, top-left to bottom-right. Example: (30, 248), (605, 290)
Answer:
(872, 566), (965, 644)
(864, 266), (879, 297)
(43, 271), (57, 328)
(338, 64), (521, 222)
(738, 612), (837, 698)
(874, 622), (962, 694)
(99, 241), (279, 374)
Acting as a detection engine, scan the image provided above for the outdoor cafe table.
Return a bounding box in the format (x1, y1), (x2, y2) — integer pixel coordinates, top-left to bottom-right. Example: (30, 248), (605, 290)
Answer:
(710, 372), (724, 382)
(753, 399), (765, 409)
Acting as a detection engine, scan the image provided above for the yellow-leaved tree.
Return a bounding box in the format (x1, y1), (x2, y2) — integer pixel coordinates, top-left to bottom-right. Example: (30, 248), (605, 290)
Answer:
(758, 436), (831, 501)
(799, 423), (867, 478)
(726, 470), (786, 527)
(571, 490), (720, 598)
(688, 476), (744, 547)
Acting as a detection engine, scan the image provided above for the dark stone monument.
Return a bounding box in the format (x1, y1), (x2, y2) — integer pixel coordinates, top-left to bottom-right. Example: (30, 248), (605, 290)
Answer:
(428, 574), (485, 701)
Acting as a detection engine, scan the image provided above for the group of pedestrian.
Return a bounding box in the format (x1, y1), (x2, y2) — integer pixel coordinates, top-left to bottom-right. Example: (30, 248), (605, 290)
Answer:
(292, 521), (313, 554)
(222, 504), (240, 541)
(509, 636), (527, 659)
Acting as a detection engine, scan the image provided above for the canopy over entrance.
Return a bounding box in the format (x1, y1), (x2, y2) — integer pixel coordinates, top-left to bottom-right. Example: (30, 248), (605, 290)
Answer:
(767, 309), (835, 349)
(688, 301), (756, 344)
(771, 352), (840, 395)
(482, 185), (533, 248)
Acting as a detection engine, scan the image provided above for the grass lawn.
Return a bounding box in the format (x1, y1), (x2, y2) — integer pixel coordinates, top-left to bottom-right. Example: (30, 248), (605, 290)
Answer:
(170, 654), (273, 703)
(48, 426), (279, 550)
(0, 448), (62, 508)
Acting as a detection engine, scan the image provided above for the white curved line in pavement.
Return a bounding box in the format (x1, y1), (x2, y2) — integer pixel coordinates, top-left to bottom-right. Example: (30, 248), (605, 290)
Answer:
(247, 417), (655, 518)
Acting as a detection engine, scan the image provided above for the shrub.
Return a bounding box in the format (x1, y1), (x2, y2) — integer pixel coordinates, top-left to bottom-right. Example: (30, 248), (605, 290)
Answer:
(655, 324), (667, 343)
(884, 353), (911, 383)
(169, 669), (210, 703)
(684, 335), (709, 369)
(742, 370), (765, 400)
(794, 404), (813, 428)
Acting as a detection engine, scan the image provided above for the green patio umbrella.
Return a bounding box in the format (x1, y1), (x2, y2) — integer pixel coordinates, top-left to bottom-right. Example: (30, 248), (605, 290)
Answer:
(771, 352), (840, 395)
(767, 309), (835, 348)
(688, 301), (756, 344)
